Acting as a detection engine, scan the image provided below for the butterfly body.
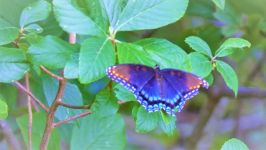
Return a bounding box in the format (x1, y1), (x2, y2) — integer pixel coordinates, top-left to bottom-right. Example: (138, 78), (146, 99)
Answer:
(106, 64), (208, 116)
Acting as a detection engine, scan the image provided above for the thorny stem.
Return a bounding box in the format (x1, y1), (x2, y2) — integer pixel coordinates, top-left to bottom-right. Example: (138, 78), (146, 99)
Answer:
(25, 74), (33, 150)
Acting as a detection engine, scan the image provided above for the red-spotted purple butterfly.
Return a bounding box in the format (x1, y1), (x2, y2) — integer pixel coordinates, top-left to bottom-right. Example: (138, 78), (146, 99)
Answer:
(106, 64), (209, 116)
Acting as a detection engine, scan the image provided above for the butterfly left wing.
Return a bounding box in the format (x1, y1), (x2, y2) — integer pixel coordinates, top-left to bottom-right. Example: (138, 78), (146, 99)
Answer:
(161, 69), (209, 102)
(106, 64), (155, 92)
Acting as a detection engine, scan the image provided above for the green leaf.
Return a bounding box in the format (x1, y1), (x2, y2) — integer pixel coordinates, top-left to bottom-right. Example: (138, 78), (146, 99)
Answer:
(24, 24), (43, 33)
(0, 47), (29, 83)
(189, 52), (212, 77)
(212, 0), (225, 9)
(101, 0), (123, 31)
(185, 36), (212, 57)
(71, 114), (126, 150)
(114, 0), (188, 31)
(215, 38), (251, 57)
(159, 112), (176, 135)
(42, 75), (83, 121)
(0, 99), (8, 119)
(79, 37), (115, 83)
(216, 60), (238, 96)
(0, 27), (19, 45)
(205, 73), (214, 86)
(221, 138), (249, 150)
(17, 112), (61, 150)
(135, 107), (160, 133)
(0, 84), (17, 112)
(117, 42), (155, 66)
(136, 38), (187, 69)
(64, 53), (79, 79)
(76, 0), (109, 33)
(29, 35), (77, 69)
(91, 89), (119, 117)
(19, 0), (51, 27)
(114, 84), (135, 102)
(53, 0), (104, 36)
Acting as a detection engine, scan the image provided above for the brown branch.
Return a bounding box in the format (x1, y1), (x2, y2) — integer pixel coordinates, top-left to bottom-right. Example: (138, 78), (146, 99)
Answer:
(40, 79), (66, 150)
(40, 66), (64, 81)
(53, 111), (91, 128)
(222, 86), (266, 98)
(245, 52), (266, 84)
(0, 120), (23, 150)
(58, 102), (90, 109)
(39, 33), (91, 150)
(25, 74), (32, 150)
(14, 81), (49, 112)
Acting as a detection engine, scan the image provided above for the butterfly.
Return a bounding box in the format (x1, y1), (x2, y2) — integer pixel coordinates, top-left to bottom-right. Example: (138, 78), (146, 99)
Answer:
(106, 64), (209, 116)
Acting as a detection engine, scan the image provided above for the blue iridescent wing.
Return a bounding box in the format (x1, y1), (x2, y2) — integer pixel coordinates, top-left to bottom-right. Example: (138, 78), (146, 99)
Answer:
(135, 75), (182, 116)
(106, 64), (155, 92)
(161, 69), (209, 110)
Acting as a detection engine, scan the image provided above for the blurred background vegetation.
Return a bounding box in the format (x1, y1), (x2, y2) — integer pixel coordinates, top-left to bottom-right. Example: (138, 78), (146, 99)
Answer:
(0, 0), (266, 150)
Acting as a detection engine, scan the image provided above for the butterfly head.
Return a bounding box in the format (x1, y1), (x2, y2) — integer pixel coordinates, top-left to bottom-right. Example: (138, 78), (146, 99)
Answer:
(154, 64), (160, 71)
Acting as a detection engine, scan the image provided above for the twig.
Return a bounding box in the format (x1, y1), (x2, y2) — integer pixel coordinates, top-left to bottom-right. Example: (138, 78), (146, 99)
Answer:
(53, 111), (91, 128)
(40, 79), (66, 150)
(58, 102), (90, 109)
(40, 66), (64, 81)
(0, 120), (22, 150)
(25, 74), (32, 150)
(14, 81), (49, 112)
(222, 86), (266, 98)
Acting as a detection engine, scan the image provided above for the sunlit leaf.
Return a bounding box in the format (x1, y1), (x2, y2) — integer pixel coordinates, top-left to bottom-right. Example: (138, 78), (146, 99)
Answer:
(117, 42), (155, 66)
(216, 60), (238, 96)
(19, 0), (51, 27)
(136, 38), (187, 69)
(79, 37), (114, 83)
(53, 0), (104, 36)
(215, 38), (251, 57)
(212, 0), (225, 9)
(189, 52), (212, 77)
(114, 0), (188, 31)
(185, 36), (212, 57)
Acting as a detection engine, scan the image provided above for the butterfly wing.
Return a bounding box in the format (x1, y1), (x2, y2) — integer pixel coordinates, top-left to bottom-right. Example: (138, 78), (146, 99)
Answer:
(161, 69), (209, 100)
(135, 74), (182, 116)
(106, 64), (155, 92)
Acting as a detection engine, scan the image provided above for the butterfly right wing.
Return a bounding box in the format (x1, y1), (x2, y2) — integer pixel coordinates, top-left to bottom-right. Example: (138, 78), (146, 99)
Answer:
(106, 64), (155, 93)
